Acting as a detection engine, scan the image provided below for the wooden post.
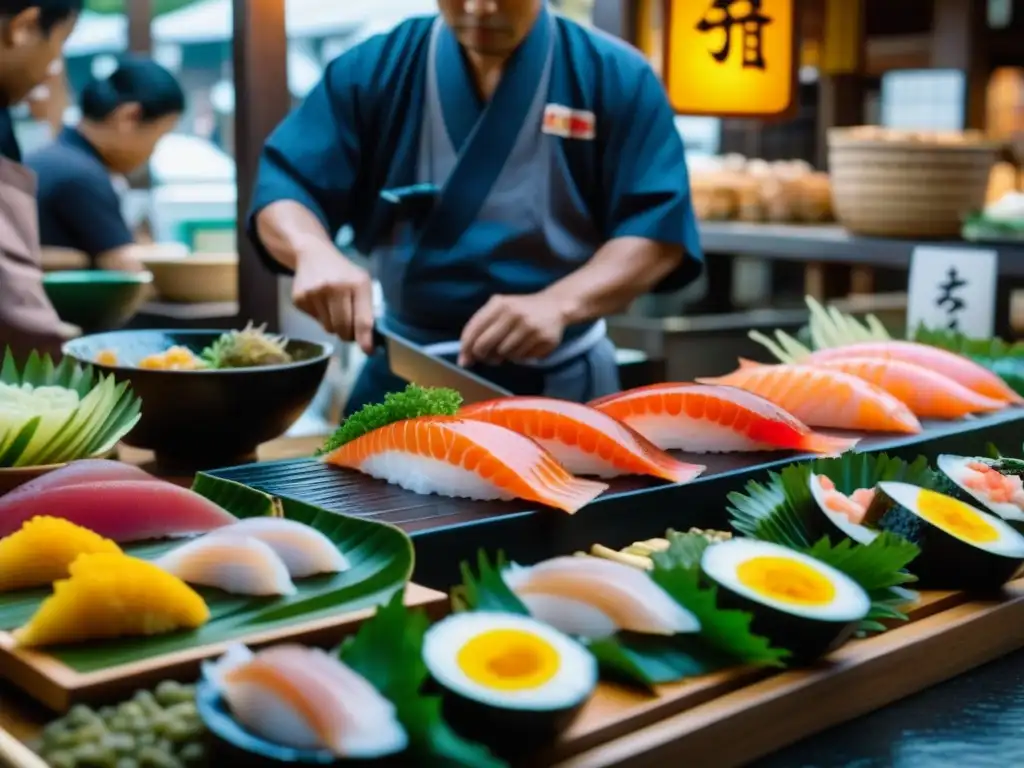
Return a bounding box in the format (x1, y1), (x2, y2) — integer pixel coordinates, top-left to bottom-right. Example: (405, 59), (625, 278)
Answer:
(232, 0), (290, 331)
(932, 0), (988, 131)
(126, 0), (153, 54)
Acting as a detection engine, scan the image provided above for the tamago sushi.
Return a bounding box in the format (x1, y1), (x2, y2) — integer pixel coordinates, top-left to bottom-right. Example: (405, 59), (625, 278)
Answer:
(0, 516), (121, 592)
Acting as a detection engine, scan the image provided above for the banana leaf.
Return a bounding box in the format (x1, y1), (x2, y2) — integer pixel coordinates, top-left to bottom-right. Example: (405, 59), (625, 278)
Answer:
(0, 348), (141, 467)
(0, 474), (414, 672)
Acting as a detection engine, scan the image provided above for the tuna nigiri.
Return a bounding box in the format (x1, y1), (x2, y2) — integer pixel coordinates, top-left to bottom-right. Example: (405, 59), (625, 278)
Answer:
(698, 363), (922, 434)
(503, 555), (700, 639)
(811, 357), (1007, 419)
(156, 533), (297, 596)
(588, 383), (858, 454)
(458, 397), (705, 483)
(221, 517), (350, 578)
(320, 416), (608, 514)
(802, 341), (1024, 405)
(205, 644), (408, 759)
(0, 480), (237, 541)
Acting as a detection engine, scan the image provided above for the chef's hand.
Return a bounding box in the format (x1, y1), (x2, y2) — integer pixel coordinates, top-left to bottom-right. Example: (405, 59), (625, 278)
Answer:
(459, 294), (567, 367)
(292, 246), (375, 354)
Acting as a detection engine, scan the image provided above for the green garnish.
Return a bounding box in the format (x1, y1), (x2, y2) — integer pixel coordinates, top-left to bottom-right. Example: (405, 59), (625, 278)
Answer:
(318, 384), (463, 455)
(199, 321), (293, 369)
(456, 547), (786, 690)
(727, 452), (926, 633)
(340, 591), (505, 767)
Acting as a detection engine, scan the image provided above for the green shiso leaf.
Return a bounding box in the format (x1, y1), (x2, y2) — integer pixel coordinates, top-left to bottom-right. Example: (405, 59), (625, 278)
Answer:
(649, 533), (790, 668)
(318, 384), (463, 455)
(456, 546), (786, 691)
(726, 453), (928, 633)
(340, 591), (506, 768)
(912, 325), (1024, 396)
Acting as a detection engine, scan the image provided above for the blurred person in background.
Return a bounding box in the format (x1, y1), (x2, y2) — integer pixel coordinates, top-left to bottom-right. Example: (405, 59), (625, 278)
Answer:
(0, 0), (82, 360)
(251, 0), (703, 414)
(26, 55), (185, 272)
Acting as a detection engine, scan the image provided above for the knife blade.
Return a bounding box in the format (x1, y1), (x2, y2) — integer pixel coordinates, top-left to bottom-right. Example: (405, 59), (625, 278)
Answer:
(373, 326), (511, 404)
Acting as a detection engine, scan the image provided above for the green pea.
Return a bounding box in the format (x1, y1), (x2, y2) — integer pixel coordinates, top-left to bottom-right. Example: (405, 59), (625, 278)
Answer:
(165, 702), (198, 720)
(115, 759), (139, 768)
(68, 704), (97, 726)
(138, 746), (183, 768)
(106, 715), (129, 733)
(118, 702), (144, 720)
(74, 720), (108, 742)
(136, 732), (158, 747)
(98, 707), (117, 721)
(177, 743), (205, 763)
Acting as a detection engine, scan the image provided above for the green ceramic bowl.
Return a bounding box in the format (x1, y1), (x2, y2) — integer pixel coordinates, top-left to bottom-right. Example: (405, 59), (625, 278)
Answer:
(43, 270), (153, 332)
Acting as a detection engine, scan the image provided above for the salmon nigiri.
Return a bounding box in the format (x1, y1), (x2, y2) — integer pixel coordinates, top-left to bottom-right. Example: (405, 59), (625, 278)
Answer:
(698, 362), (922, 434)
(319, 416), (608, 514)
(459, 397), (705, 483)
(588, 383), (858, 455)
(802, 341), (1023, 404)
(811, 357), (1007, 419)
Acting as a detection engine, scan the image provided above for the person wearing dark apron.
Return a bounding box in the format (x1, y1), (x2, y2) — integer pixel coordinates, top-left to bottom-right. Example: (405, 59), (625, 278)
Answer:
(249, 1), (704, 414)
(0, 1), (82, 362)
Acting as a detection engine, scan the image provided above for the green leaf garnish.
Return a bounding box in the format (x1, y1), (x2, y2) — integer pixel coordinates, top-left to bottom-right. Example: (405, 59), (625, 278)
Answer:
(318, 384), (463, 455)
(340, 591), (506, 768)
(804, 533), (920, 633)
(913, 325), (1024, 396)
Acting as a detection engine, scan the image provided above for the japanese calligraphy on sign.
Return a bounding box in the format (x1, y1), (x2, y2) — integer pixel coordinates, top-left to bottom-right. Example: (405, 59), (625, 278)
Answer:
(907, 246), (999, 339)
(662, 0), (797, 118)
(695, 0), (773, 70)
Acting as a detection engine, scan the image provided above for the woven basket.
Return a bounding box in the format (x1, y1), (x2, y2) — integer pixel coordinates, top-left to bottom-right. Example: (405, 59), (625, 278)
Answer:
(828, 128), (1002, 238)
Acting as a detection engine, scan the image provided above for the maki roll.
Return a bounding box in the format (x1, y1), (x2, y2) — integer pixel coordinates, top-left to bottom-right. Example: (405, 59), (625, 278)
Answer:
(808, 473), (880, 544)
(937, 454), (1024, 528)
(866, 482), (1024, 591)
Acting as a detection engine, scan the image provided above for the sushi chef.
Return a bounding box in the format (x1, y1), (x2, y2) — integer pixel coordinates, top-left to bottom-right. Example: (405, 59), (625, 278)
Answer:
(250, 0), (703, 414)
(0, 0), (82, 361)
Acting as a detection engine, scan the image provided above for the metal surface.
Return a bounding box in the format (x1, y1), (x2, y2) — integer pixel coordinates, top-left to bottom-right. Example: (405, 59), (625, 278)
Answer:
(374, 327), (512, 403)
(232, 0), (289, 332)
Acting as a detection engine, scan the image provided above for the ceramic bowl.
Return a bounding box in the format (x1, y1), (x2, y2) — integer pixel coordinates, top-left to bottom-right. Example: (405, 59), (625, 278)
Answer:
(42, 269), (153, 332)
(142, 253), (238, 303)
(62, 329), (332, 470)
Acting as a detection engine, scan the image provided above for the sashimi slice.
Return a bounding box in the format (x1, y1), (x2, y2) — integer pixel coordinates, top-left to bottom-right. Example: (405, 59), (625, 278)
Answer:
(156, 533), (296, 596)
(803, 341), (1024, 404)
(811, 357), (1007, 419)
(588, 383), (858, 454)
(458, 397), (705, 483)
(223, 517), (349, 578)
(0, 480), (237, 541)
(320, 416), (608, 514)
(206, 644), (408, 759)
(0, 459), (155, 510)
(503, 555), (700, 638)
(698, 362), (922, 434)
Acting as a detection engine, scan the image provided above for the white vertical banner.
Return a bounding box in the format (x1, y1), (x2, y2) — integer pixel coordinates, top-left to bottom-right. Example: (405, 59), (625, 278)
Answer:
(906, 246), (999, 338)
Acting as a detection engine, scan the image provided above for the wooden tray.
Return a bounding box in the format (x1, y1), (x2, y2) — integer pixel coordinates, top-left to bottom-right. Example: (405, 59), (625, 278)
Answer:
(539, 587), (969, 765)
(0, 583), (447, 713)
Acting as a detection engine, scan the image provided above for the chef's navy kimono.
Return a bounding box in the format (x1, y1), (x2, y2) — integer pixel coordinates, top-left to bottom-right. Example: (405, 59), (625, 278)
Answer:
(249, 6), (703, 414)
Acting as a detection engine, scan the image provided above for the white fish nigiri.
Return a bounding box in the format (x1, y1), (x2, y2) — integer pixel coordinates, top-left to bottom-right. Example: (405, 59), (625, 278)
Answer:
(156, 533), (296, 596)
(223, 517), (350, 578)
(502, 555), (700, 639)
(205, 644), (408, 759)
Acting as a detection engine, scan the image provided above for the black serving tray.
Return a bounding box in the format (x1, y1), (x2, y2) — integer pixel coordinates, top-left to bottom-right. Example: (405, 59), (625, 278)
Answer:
(206, 409), (1024, 590)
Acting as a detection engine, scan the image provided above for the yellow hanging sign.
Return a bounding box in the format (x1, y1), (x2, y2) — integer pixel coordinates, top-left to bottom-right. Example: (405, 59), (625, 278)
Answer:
(663, 0), (798, 119)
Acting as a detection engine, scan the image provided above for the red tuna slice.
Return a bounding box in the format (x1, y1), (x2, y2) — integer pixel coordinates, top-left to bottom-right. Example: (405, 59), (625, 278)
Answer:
(0, 480), (237, 541)
(0, 459), (157, 506)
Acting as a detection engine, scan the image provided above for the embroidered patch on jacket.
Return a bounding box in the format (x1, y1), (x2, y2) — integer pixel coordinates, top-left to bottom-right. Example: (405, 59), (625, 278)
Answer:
(543, 104), (596, 140)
